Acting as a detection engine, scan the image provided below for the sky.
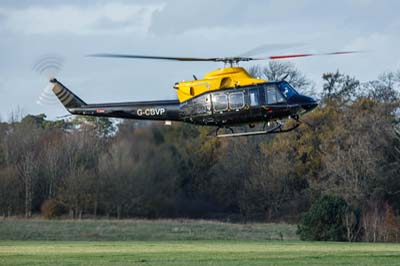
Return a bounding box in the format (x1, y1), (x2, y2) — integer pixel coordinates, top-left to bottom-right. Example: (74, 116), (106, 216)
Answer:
(0, 0), (399, 120)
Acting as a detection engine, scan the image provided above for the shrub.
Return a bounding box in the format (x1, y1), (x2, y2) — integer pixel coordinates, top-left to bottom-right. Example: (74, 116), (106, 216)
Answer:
(41, 199), (66, 219)
(297, 195), (348, 241)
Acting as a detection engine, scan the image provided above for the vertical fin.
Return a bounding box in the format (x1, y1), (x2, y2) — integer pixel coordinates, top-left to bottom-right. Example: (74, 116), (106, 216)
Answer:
(50, 78), (86, 109)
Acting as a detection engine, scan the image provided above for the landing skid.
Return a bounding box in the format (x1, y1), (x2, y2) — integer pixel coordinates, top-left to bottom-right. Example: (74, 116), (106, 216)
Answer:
(212, 120), (300, 138)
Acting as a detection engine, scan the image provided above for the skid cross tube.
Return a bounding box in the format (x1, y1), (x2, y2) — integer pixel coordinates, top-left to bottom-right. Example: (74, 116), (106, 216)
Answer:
(215, 121), (300, 138)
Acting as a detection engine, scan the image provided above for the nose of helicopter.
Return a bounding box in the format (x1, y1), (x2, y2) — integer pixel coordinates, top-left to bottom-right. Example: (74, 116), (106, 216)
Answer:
(300, 96), (318, 112)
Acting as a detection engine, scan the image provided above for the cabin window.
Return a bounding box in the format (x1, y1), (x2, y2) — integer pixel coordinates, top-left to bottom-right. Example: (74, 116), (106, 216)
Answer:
(192, 95), (207, 114)
(265, 84), (285, 104)
(249, 88), (259, 106)
(229, 92), (245, 110)
(212, 94), (228, 112)
(190, 87), (195, 96)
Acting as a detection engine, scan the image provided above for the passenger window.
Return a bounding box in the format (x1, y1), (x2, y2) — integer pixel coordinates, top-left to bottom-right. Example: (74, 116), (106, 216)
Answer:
(249, 89), (259, 106)
(212, 94), (228, 111)
(267, 88), (277, 104)
(266, 85), (285, 104)
(229, 92), (244, 110)
(192, 95), (207, 114)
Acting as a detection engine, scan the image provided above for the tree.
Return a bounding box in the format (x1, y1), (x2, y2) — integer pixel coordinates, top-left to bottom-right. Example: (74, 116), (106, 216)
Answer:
(3, 118), (42, 218)
(321, 70), (360, 103)
(163, 124), (222, 217)
(364, 72), (399, 103)
(58, 122), (101, 219)
(0, 166), (20, 217)
(297, 195), (348, 241)
(40, 129), (66, 199)
(98, 137), (138, 218)
(71, 116), (115, 137)
(318, 99), (393, 205)
(248, 61), (314, 95)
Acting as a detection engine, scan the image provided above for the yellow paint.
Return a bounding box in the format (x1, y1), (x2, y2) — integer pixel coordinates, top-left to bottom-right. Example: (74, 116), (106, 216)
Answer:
(175, 67), (266, 102)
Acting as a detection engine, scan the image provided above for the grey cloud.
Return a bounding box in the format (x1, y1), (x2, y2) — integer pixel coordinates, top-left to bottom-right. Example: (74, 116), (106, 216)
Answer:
(148, 0), (245, 34)
(148, 0), (400, 35)
(0, 0), (162, 9)
(92, 16), (133, 30)
(0, 3), (163, 35)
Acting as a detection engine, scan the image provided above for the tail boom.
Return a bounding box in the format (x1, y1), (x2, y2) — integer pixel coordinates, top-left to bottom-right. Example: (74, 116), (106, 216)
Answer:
(51, 79), (181, 121)
(70, 101), (181, 121)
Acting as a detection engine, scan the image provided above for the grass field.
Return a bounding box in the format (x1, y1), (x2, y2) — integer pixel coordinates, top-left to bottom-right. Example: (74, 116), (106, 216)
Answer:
(0, 219), (399, 265)
(0, 219), (297, 241)
(1, 240), (400, 266)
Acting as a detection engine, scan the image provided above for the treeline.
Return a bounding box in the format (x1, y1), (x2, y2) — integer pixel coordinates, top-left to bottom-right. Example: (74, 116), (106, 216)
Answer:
(0, 62), (400, 242)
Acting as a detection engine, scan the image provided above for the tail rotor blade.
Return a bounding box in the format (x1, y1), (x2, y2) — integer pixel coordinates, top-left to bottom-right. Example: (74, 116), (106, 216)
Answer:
(32, 54), (64, 79)
(37, 83), (59, 106)
(33, 54), (64, 106)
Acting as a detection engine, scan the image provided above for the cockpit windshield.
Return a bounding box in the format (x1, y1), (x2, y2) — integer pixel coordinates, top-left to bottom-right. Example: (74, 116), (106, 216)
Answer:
(279, 82), (299, 99)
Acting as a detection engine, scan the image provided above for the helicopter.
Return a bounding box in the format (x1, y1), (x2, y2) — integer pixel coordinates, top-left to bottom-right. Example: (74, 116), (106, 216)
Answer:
(50, 50), (359, 137)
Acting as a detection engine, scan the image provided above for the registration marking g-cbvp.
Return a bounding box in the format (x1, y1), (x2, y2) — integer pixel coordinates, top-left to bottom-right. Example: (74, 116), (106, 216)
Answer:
(137, 108), (166, 116)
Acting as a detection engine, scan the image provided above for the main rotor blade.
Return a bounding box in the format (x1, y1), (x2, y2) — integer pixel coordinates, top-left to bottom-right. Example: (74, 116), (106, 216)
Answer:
(88, 50), (364, 64)
(88, 53), (220, 62)
(238, 42), (307, 57)
(253, 50), (364, 60)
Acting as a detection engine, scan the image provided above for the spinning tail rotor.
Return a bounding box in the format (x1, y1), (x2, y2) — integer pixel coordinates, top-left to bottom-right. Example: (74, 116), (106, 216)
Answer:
(33, 55), (64, 106)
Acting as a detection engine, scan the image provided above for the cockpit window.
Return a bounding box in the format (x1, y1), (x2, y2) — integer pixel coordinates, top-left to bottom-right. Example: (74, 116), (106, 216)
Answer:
(265, 84), (285, 104)
(279, 82), (299, 99)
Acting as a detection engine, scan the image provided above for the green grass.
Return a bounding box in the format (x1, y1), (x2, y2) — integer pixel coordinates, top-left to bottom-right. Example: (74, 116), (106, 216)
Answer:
(0, 219), (297, 241)
(1, 240), (400, 266)
(0, 220), (399, 265)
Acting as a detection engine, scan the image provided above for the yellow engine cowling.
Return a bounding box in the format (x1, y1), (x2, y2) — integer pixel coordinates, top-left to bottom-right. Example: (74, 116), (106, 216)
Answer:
(175, 67), (266, 102)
